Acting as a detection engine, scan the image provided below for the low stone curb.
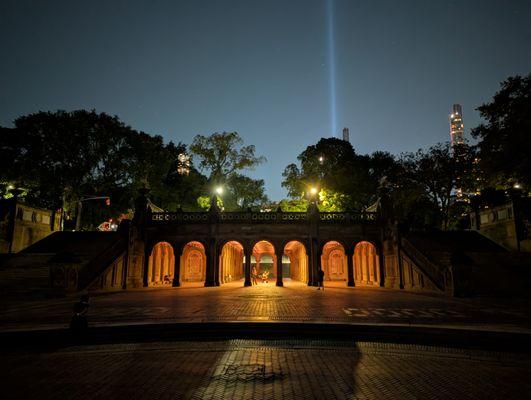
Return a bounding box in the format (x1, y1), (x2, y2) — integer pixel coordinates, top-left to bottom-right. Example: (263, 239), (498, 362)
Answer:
(1, 321), (530, 354)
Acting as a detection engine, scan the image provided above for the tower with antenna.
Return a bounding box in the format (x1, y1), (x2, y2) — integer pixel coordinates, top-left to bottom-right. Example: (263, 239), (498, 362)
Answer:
(449, 104), (465, 147)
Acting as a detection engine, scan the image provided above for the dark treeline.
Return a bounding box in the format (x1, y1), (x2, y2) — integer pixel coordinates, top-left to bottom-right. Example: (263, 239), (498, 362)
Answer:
(0, 110), (269, 229)
(1, 74), (529, 230)
(281, 74), (531, 229)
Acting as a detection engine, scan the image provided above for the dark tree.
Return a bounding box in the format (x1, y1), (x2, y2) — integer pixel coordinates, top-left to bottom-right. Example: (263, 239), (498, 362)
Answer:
(472, 74), (531, 189)
(0, 110), (208, 228)
(190, 131), (267, 210)
(281, 138), (384, 210)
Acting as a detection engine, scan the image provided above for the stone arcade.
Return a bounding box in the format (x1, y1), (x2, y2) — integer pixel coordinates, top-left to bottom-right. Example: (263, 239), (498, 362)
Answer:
(121, 190), (420, 292)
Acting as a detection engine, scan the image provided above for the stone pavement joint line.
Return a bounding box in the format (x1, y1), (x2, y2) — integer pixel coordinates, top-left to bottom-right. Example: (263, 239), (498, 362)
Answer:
(1, 340), (529, 400)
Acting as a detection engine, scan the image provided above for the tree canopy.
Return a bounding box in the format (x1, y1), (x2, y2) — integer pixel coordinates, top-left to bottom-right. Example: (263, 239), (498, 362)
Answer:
(190, 131), (268, 210)
(0, 110), (207, 228)
(472, 74), (531, 189)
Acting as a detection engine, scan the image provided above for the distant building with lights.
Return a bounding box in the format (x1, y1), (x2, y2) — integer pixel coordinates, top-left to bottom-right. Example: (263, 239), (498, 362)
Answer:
(449, 104), (467, 199)
(449, 104), (465, 147)
(342, 127), (349, 142)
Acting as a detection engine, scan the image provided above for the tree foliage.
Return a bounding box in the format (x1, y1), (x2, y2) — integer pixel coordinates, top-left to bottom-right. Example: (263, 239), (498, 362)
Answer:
(472, 74), (531, 189)
(398, 142), (474, 229)
(0, 110), (207, 228)
(281, 136), (475, 229)
(190, 131), (267, 210)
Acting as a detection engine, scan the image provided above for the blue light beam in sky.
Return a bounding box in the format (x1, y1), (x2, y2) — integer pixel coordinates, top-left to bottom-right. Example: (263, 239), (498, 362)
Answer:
(326, 0), (338, 137)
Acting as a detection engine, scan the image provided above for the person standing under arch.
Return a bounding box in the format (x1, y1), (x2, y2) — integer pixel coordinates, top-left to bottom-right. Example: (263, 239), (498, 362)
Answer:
(317, 268), (325, 291)
(251, 265), (258, 285)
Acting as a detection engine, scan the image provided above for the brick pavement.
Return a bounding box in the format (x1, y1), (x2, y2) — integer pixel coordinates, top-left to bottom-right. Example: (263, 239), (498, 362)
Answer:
(1, 280), (530, 332)
(1, 339), (529, 399)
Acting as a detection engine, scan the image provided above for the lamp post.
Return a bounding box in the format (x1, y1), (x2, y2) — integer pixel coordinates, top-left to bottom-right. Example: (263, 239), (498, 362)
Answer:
(309, 186), (319, 204)
(210, 186), (223, 212)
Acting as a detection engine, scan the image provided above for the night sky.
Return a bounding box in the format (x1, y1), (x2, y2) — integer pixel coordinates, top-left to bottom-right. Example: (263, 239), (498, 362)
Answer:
(1, 0), (530, 200)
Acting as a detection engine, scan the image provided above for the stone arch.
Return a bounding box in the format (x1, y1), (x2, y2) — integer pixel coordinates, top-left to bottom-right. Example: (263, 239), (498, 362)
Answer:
(283, 240), (308, 283)
(321, 241), (348, 282)
(251, 240), (276, 282)
(147, 241), (175, 287)
(354, 241), (380, 286)
(180, 241), (207, 283)
(218, 240), (245, 284)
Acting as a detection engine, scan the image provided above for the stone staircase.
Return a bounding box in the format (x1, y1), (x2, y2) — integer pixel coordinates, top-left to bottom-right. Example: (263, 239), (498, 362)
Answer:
(0, 254), (57, 299)
(0, 231), (127, 299)
(400, 230), (530, 297)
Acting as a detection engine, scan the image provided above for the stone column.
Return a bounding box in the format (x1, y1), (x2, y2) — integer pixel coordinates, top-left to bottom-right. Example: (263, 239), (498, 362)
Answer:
(154, 246), (162, 284)
(142, 246), (151, 287)
(309, 238), (320, 286)
(346, 245), (355, 287)
(396, 225), (405, 290)
(172, 243), (180, 287)
(214, 242), (220, 286)
(244, 245), (252, 287)
(275, 245), (284, 287)
(205, 238), (217, 287)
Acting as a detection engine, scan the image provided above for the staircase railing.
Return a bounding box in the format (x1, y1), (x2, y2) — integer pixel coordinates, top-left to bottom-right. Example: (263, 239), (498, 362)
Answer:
(400, 237), (447, 292)
(77, 237), (127, 290)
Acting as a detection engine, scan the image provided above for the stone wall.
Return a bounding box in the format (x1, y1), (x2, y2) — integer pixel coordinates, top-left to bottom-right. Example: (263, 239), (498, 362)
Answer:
(0, 200), (61, 253)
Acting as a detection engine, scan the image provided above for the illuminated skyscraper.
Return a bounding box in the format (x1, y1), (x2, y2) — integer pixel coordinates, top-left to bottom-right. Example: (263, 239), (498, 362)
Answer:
(449, 104), (465, 146)
(342, 127), (349, 142)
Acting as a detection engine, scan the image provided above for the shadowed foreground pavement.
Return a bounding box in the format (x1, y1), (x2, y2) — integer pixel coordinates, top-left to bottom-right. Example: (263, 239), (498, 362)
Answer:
(1, 280), (530, 399)
(1, 339), (530, 400)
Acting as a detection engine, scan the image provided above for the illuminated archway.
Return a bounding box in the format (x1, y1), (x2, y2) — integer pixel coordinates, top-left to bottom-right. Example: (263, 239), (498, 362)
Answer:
(252, 240), (276, 283)
(147, 242), (175, 287)
(354, 241), (380, 286)
(219, 241), (244, 284)
(180, 241), (206, 283)
(283, 241), (308, 283)
(321, 241), (347, 282)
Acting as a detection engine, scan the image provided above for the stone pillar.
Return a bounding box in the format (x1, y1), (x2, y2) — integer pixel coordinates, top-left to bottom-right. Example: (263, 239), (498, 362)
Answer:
(346, 245), (355, 287)
(142, 246), (150, 287)
(172, 243), (180, 287)
(219, 251), (225, 284)
(154, 246), (162, 284)
(275, 245), (284, 287)
(244, 245), (252, 286)
(376, 244), (384, 286)
(396, 225), (405, 289)
(309, 238), (320, 286)
(205, 238), (217, 287)
(214, 243), (220, 286)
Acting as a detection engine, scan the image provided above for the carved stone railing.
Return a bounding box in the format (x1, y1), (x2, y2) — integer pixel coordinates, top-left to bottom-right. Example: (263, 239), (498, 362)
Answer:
(400, 237), (447, 291)
(319, 212), (377, 223)
(149, 211), (377, 225)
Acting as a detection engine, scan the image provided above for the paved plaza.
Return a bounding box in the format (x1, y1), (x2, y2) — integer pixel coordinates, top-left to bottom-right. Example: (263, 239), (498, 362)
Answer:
(1, 280), (529, 332)
(1, 338), (530, 400)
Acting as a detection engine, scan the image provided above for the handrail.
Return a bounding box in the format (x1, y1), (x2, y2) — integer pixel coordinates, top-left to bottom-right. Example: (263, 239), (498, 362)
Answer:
(400, 237), (446, 291)
(77, 237), (127, 290)
(149, 211), (378, 225)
